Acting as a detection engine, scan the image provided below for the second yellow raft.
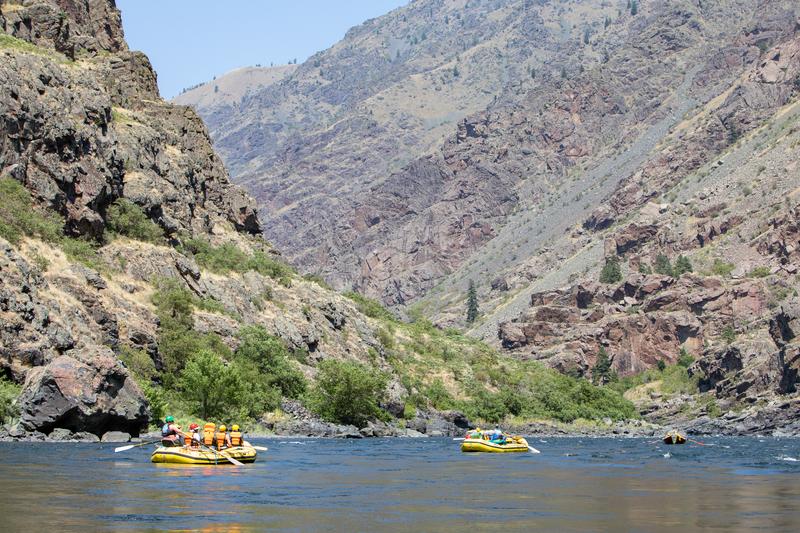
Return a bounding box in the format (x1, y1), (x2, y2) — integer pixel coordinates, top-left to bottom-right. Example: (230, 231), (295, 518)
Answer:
(461, 437), (530, 453)
(151, 445), (258, 465)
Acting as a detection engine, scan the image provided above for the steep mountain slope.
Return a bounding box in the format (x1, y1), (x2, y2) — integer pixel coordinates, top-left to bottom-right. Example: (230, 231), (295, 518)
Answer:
(1, 0), (641, 440)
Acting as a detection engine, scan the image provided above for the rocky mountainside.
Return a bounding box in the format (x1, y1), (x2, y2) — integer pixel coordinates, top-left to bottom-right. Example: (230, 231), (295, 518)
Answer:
(179, 0), (800, 433)
(1, 0), (647, 441)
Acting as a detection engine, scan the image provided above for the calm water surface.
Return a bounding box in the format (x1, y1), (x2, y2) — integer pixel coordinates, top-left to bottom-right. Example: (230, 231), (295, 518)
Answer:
(0, 437), (798, 532)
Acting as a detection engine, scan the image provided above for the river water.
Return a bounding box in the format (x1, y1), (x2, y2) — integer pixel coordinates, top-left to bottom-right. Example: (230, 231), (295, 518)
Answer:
(0, 436), (798, 532)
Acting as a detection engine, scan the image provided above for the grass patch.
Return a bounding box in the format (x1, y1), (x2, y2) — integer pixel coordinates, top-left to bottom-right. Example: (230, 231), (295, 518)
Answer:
(344, 291), (397, 322)
(0, 32), (71, 63)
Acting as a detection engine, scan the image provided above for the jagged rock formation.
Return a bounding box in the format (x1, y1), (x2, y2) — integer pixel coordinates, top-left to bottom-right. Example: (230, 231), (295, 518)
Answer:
(0, 0), (399, 439)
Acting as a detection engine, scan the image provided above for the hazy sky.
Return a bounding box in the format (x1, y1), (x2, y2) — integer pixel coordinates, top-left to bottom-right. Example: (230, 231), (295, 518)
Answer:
(117, 0), (408, 99)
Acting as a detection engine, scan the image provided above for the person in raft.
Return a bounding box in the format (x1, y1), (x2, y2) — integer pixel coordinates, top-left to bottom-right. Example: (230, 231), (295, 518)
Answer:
(187, 423), (201, 448)
(216, 425), (233, 449)
(161, 415), (183, 447)
(229, 424), (244, 447)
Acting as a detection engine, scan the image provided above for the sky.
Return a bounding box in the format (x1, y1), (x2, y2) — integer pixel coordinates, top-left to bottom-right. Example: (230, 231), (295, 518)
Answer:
(117, 0), (408, 99)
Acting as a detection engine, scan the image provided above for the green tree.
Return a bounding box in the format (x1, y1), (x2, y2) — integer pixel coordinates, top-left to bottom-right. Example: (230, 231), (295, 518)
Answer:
(234, 326), (306, 398)
(466, 280), (479, 324)
(0, 376), (21, 423)
(592, 347), (614, 385)
(599, 256), (622, 284)
(583, 28), (591, 45)
(308, 359), (388, 426)
(630, 0), (638, 15)
(654, 254), (674, 277)
(179, 350), (233, 420)
(657, 359), (667, 371)
(674, 255), (693, 277)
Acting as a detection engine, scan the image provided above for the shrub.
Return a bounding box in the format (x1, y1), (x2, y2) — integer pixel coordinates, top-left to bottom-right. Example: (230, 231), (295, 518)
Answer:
(654, 254), (674, 277)
(425, 379), (453, 410)
(657, 359), (666, 371)
(302, 273), (331, 290)
(599, 256), (622, 284)
(119, 346), (157, 380)
(721, 326), (736, 345)
(140, 381), (166, 424)
(0, 177), (63, 245)
(677, 347), (694, 368)
(234, 326), (306, 398)
(710, 259), (734, 277)
(180, 237), (294, 286)
(307, 359), (388, 426)
(0, 376), (21, 423)
(674, 255), (693, 277)
(106, 199), (164, 243)
(748, 266), (770, 278)
(151, 279), (231, 379)
(344, 292), (396, 322)
(60, 237), (105, 271)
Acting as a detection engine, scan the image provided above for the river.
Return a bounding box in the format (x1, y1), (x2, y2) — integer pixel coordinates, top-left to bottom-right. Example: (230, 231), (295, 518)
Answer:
(0, 436), (798, 532)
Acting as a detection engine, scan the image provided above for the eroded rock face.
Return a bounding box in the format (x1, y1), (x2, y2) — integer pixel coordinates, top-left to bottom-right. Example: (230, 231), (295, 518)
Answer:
(0, 1), (260, 240)
(18, 350), (147, 436)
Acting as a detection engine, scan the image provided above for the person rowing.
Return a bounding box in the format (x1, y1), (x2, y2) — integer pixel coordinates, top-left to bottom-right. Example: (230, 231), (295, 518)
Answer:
(161, 415), (183, 447)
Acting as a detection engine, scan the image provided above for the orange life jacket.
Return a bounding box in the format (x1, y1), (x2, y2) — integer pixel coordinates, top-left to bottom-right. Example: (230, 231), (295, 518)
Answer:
(203, 423), (216, 446)
(184, 432), (192, 446)
(230, 431), (242, 447)
(216, 432), (226, 449)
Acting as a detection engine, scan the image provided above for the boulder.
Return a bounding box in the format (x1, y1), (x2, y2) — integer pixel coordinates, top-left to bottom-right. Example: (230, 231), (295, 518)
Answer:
(17, 349), (148, 437)
(101, 431), (132, 443)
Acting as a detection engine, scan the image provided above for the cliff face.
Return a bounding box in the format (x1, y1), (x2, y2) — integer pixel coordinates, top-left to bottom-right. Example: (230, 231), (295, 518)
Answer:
(0, 0), (386, 439)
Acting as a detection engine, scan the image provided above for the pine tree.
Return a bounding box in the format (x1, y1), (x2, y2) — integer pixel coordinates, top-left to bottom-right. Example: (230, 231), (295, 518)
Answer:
(592, 347), (613, 385)
(466, 280), (479, 324)
(631, 0), (638, 15)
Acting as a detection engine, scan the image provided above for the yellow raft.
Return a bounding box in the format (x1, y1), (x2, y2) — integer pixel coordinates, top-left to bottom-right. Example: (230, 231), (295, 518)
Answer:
(151, 445), (258, 465)
(461, 436), (530, 453)
(663, 431), (687, 445)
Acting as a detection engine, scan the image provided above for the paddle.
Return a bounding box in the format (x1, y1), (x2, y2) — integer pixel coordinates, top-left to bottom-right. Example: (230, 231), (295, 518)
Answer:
(528, 446), (541, 454)
(250, 445), (268, 452)
(452, 438), (465, 441)
(198, 441), (244, 466)
(687, 437), (710, 446)
(114, 439), (161, 453)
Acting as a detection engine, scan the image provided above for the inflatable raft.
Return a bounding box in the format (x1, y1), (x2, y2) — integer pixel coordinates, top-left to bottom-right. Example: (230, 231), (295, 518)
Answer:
(151, 445), (258, 465)
(663, 431), (686, 445)
(461, 436), (530, 453)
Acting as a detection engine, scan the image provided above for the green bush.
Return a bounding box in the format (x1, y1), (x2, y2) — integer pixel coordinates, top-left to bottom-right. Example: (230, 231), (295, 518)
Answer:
(657, 359), (666, 371)
(674, 255), (693, 277)
(591, 347), (615, 384)
(599, 256), (622, 284)
(234, 326), (306, 398)
(677, 347), (694, 368)
(106, 198), (164, 243)
(119, 346), (157, 380)
(344, 291), (396, 322)
(0, 376), (21, 423)
(654, 254), (674, 277)
(151, 278), (231, 379)
(0, 177), (63, 245)
(748, 266), (770, 278)
(307, 359), (388, 426)
(140, 381), (166, 424)
(425, 379), (453, 410)
(710, 259), (735, 278)
(721, 326), (736, 345)
(302, 273), (331, 290)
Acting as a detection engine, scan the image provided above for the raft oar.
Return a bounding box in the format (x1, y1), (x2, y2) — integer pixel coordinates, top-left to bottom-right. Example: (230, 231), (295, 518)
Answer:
(250, 445), (268, 452)
(198, 441), (244, 466)
(452, 438), (465, 441)
(687, 437), (709, 446)
(114, 439), (161, 453)
(528, 446), (541, 454)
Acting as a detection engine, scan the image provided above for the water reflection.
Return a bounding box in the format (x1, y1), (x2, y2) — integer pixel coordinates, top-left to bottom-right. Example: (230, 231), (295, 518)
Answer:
(0, 437), (798, 531)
